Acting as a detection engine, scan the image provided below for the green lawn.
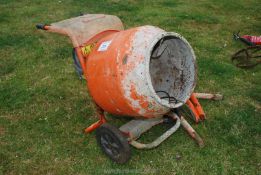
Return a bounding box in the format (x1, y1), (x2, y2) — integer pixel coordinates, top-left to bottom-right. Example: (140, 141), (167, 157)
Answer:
(0, 0), (260, 174)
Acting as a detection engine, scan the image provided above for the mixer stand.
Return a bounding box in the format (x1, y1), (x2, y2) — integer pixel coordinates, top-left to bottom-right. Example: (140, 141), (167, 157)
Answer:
(88, 92), (223, 163)
(120, 111), (204, 149)
(94, 110), (204, 163)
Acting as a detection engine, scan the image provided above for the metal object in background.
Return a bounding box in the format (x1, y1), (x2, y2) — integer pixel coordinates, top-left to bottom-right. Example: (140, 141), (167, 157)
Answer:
(232, 32), (261, 69)
(233, 31), (261, 46)
(231, 46), (261, 69)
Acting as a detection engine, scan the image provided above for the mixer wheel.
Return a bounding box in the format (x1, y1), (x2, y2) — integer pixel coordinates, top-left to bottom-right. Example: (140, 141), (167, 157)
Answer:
(96, 123), (131, 164)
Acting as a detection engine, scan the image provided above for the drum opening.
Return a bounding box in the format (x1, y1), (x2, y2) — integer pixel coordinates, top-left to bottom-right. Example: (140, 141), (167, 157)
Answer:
(149, 34), (196, 108)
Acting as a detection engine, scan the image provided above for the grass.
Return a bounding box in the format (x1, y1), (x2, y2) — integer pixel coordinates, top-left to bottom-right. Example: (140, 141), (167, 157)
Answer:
(0, 0), (260, 174)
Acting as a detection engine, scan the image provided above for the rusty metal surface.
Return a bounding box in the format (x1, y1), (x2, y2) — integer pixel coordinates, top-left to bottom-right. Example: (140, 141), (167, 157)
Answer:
(119, 117), (164, 140)
(194, 93), (223, 100)
(129, 113), (180, 149)
(180, 116), (204, 147)
(120, 26), (171, 117)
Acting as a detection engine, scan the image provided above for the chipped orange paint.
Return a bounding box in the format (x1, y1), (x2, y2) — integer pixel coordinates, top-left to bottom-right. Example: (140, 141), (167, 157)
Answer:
(86, 26), (171, 118)
(129, 83), (166, 118)
(130, 83), (149, 112)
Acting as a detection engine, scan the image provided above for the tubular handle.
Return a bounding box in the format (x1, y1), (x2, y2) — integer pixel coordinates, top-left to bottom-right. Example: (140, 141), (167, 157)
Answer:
(36, 24), (48, 30)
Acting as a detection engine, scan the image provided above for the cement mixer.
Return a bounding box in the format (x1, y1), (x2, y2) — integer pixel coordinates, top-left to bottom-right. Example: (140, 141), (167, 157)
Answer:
(36, 14), (221, 164)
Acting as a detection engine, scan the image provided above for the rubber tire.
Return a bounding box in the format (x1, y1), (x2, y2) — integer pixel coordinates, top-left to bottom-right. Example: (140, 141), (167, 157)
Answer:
(96, 123), (131, 164)
(72, 48), (83, 78)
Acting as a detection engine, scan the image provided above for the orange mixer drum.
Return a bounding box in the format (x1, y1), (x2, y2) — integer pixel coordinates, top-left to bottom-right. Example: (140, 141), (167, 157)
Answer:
(86, 25), (197, 118)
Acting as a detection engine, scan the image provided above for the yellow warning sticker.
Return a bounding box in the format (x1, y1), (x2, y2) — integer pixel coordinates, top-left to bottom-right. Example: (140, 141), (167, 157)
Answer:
(81, 43), (96, 56)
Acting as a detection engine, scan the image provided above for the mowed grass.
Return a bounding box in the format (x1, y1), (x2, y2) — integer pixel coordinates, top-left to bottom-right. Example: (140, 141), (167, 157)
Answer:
(0, 0), (260, 174)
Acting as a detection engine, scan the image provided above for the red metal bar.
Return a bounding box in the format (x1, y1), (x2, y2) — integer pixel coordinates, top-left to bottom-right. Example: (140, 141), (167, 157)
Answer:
(84, 114), (106, 133)
(190, 93), (206, 120)
(84, 105), (106, 133)
(186, 99), (201, 123)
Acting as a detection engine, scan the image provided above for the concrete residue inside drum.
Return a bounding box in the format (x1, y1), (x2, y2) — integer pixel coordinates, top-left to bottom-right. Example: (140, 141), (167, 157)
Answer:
(149, 35), (196, 108)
